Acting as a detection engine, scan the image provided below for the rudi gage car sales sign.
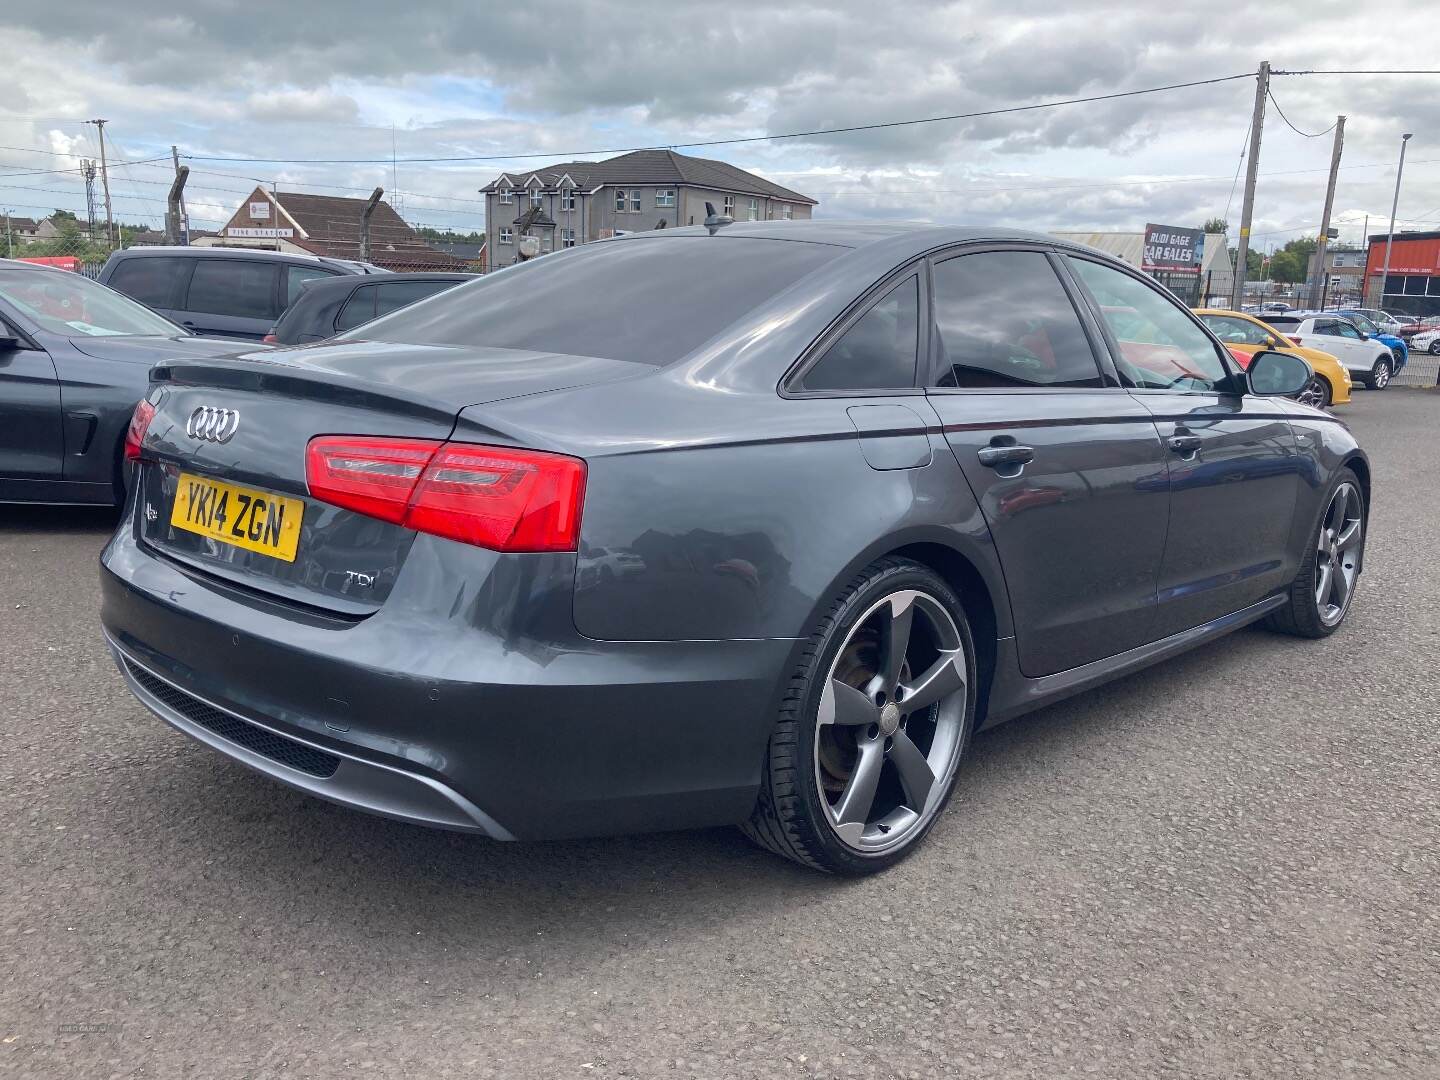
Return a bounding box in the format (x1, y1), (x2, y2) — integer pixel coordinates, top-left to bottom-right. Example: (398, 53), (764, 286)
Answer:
(1142, 224), (1205, 274)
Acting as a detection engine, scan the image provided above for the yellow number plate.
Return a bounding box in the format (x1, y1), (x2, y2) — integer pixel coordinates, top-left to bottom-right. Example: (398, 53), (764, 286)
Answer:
(170, 471), (304, 563)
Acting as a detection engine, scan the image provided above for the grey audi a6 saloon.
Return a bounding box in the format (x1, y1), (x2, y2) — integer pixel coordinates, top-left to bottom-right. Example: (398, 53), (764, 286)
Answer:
(102, 222), (1369, 874)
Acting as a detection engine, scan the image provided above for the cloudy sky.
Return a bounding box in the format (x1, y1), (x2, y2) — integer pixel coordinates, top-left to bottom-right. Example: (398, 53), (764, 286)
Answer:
(2, 0), (1437, 250)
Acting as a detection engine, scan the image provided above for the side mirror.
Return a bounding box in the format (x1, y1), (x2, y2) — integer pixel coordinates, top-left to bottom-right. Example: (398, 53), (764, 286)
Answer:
(1264, 335), (1278, 348)
(1248, 350), (1312, 397)
(0, 335), (23, 352)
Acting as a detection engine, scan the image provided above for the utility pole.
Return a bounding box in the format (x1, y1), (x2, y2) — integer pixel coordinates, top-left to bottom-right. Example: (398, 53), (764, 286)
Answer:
(90, 119), (115, 248)
(171, 145), (189, 245)
(165, 165), (190, 245)
(1230, 61), (1270, 310)
(1311, 115), (1345, 310)
(1379, 133), (1413, 310)
(4, 211), (11, 258)
(81, 159), (98, 241)
(359, 187), (384, 263)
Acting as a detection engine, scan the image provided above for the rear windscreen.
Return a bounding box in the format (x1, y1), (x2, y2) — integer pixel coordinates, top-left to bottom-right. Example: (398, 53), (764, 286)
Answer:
(349, 236), (844, 365)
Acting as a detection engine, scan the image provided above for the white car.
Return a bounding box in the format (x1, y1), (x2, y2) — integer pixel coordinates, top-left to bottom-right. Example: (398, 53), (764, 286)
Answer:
(1411, 325), (1440, 356)
(1264, 313), (1397, 390)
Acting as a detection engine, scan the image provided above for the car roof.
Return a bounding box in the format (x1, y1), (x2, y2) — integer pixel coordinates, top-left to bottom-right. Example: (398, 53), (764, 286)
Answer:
(0, 258), (66, 273)
(604, 219), (1084, 255)
(107, 245), (369, 270)
(293, 271), (474, 298)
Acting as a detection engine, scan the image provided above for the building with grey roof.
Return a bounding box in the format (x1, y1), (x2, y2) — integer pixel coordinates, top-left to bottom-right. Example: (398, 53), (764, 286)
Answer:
(480, 149), (816, 267)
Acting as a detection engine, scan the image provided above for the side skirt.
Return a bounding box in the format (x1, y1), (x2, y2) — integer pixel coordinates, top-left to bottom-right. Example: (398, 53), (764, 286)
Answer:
(979, 594), (1286, 729)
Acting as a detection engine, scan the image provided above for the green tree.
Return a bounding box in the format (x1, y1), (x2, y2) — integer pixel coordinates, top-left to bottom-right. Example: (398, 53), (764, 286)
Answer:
(1202, 217), (1228, 234)
(1267, 236), (1318, 284)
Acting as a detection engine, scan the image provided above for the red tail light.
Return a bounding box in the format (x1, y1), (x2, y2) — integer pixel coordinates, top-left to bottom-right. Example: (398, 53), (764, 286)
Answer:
(1287, 335), (1303, 346)
(306, 436), (586, 552)
(124, 399), (156, 462)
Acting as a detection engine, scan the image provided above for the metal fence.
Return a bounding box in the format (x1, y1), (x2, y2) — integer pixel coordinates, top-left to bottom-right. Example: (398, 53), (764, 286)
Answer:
(1393, 348), (1439, 388)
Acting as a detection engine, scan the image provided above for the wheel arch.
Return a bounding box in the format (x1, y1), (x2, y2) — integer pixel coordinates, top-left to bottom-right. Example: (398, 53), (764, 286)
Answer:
(797, 529), (1011, 725)
(1343, 451), (1371, 521)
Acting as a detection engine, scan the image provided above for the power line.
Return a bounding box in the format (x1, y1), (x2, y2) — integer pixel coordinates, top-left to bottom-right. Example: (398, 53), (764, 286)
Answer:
(1266, 89), (1335, 138)
(179, 72), (1258, 165)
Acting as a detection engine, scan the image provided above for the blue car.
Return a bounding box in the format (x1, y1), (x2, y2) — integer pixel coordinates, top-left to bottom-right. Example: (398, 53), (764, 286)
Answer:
(1328, 309), (1408, 372)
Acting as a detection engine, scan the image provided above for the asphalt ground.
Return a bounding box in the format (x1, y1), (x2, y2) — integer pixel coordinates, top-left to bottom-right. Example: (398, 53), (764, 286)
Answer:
(2, 388), (1437, 1079)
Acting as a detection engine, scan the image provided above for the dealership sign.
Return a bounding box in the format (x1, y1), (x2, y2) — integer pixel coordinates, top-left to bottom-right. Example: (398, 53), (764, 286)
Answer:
(1142, 224), (1205, 274)
(226, 227), (294, 238)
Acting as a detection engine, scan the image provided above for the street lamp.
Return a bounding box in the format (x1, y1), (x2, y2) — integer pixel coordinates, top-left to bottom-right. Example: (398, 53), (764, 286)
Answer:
(1378, 133), (1413, 310)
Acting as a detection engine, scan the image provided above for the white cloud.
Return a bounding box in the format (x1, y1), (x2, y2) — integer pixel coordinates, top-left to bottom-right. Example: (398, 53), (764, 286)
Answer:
(0, 1), (1435, 245)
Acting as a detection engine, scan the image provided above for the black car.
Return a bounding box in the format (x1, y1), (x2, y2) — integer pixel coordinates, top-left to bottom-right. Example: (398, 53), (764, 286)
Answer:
(102, 223), (1367, 874)
(266, 273), (474, 345)
(99, 246), (385, 341)
(0, 259), (262, 506)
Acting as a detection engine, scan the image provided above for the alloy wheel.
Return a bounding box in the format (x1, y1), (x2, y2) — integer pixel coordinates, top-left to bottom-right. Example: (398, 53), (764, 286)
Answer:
(814, 590), (968, 853)
(1373, 362), (1391, 389)
(1295, 376), (1329, 409)
(1315, 482), (1363, 627)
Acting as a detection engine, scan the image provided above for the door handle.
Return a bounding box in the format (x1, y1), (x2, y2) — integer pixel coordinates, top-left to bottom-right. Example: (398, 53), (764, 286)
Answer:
(977, 444), (1036, 468)
(1169, 434), (1203, 455)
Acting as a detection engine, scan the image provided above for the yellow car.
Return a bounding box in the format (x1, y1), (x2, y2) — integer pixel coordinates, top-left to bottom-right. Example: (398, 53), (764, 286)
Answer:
(1195, 308), (1351, 407)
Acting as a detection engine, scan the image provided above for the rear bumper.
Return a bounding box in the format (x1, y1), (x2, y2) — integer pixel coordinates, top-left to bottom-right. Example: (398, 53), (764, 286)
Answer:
(99, 516), (796, 841)
(109, 638), (516, 837)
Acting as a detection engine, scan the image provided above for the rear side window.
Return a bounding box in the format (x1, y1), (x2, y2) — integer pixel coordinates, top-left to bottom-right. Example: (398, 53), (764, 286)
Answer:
(801, 276), (919, 391)
(931, 251), (1102, 389)
(335, 284), (378, 331)
(185, 259), (280, 319)
(356, 237), (843, 365)
(107, 256), (190, 309)
(373, 279), (459, 319)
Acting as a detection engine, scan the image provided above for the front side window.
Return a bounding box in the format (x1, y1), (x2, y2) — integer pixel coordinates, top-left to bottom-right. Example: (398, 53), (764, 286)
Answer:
(1346, 313), (1379, 335)
(615, 189), (627, 212)
(499, 227), (513, 245)
(656, 189), (675, 207)
(801, 276), (920, 392)
(1199, 313), (1271, 347)
(1335, 320), (1363, 340)
(931, 251), (1102, 389)
(1067, 257), (1228, 391)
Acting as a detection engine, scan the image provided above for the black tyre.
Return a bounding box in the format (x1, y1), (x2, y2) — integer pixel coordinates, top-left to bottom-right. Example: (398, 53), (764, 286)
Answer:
(1367, 358), (1391, 390)
(1264, 468), (1364, 639)
(742, 557), (977, 875)
(1429, 340), (1440, 356)
(1294, 374), (1331, 409)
